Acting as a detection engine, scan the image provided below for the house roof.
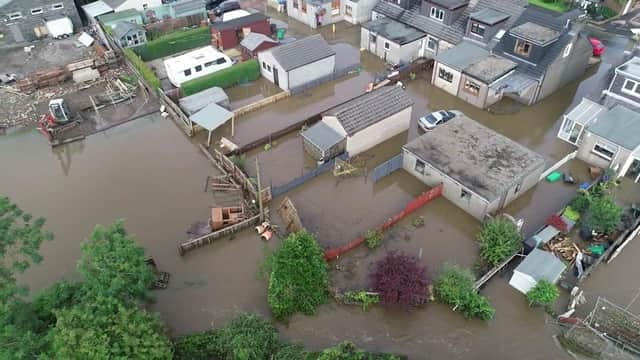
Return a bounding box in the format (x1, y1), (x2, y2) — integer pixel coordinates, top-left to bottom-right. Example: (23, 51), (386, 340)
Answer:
(112, 21), (144, 39)
(470, 8), (509, 25)
(102, 0), (129, 10)
(324, 86), (413, 136)
(489, 71), (537, 95)
(362, 17), (426, 45)
(301, 121), (346, 152)
(464, 54), (516, 83)
(211, 12), (267, 31)
(268, 34), (335, 71)
(429, 0), (469, 10)
(189, 102), (233, 132)
(403, 115), (544, 202)
(434, 40), (489, 71)
(616, 56), (640, 80)
(509, 22), (560, 46)
(588, 105), (640, 150)
(515, 249), (566, 282)
(0, 0), (13, 7)
(240, 32), (278, 51)
(179, 87), (229, 115)
(564, 97), (606, 126)
(82, 1), (114, 18)
(98, 8), (141, 24)
(171, 0), (206, 17)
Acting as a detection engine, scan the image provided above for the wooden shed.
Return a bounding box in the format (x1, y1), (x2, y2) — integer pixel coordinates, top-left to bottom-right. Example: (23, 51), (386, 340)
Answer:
(210, 12), (271, 50)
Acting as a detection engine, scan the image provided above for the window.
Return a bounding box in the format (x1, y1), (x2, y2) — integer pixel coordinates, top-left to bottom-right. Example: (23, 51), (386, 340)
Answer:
(563, 43), (572, 58)
(427, 36), (437, 51)
(514, 183), (522, 194)
(126, 35), (132, 41)
(463, 80), (481, 95)
(301, 0), (307, 13)
(293, 0), (298, 8)
(414, 159), (425, 174)
(438, 68), (453, 83)
(184, 69), (192, 77)
(592, 143), (616, 161)
(345, 4), (352, 16)
(430, 7), (444, 21)
(31, 8), (44, 15)
(262, 61), (267, 69)
(384, 41), (390, 50)
(51, 3), (64, 10)
(460, 189), (471, 201)
(621, 79), (640, 98)
(514, 39), (532, 57)
(205, 61), (214, 67)
(267, 65), (271, 72)
(216, 57), (227, 65)
(470, 22), (485, 37)
(195, 65), (202, 72)
(143, 3), (148, 9)
(8, 12), (22, 20)
(332, 0), (340, 15)
(132, 34), (138, 39)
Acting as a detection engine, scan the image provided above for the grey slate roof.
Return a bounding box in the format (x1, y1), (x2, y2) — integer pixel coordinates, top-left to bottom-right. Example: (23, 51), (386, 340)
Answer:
(179, 87), (229, 115)
(588, 105), (640, 150)
(240, 33), (278, 51)
(435, 41), (489, 71)
(464, 54), (516, 83)
(510, 22), (560, 45)
(302, 121), (346, 152)
(362, 17), (426, 45)
(470, 8), (509, 25)
(269, 34), (335, 71)
(211, 13), (267, 31)
(430, 0), (469, 10)
(372, 0), (527, 46)
(515, 249), (566, 282)
(112, 21), (143, 40)
(82, 1), (114, 18)
(403, 115), (545, 201)
(324, 86), (413, 136)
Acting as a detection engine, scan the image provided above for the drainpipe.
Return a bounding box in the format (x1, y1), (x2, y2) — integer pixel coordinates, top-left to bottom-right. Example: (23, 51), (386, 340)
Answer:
(623, 0), (634, 15)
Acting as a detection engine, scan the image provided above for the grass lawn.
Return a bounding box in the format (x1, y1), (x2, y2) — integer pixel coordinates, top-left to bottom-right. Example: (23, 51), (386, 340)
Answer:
(528, 0), (570, 13)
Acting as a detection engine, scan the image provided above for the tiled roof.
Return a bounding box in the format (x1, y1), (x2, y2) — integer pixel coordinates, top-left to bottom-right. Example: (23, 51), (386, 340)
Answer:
(112, 21), (143, 39)
(588, 105), (640, 150)
(211, 13), (267, 31)
(362, 17), (426, 45)
(325, 86), (413, 136)
(269, 34), (335, 71)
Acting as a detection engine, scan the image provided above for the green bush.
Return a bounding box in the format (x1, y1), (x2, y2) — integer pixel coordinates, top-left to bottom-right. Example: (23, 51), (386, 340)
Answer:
(569, 191), (591, 214)
(344, 291), (379, 311)
(217, 313), (280, 360)
(123, 48), (161, 90)
(477, 219), (522, 267)
(173, 330), (222, 360)
(365, 229), (383, 249)
(585, 196), (623, 234)
(134, 27), (211, 61)
(181, 59), (260, 96)
(433, 265), (495, 321)
(526, 280), (559, 307)
(267, 231), (329, 320)
(600, 6), (618, 19)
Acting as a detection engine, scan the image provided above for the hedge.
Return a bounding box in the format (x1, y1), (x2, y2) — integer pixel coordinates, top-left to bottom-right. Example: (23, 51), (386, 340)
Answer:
(181, 59), (260, 96)
(123, 48), (161, 90)
(134, 26), (211, 61)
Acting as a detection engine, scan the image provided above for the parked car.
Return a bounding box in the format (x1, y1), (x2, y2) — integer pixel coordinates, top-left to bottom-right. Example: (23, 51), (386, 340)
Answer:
(0, 73), (17, 84)
(206, 0), (226, 10)
(589, 37), (605, 57)
(214, 0), (241, 17)
(418, 110), (462, 131)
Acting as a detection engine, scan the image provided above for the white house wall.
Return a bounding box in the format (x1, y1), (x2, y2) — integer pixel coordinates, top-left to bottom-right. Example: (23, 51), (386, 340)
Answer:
(286, 0), (346, 28)
(257, 51), (289, 91)
(115, 0), (162, 12)
(288, 56), (335, 90)
(362, 31), (423, 64)
(322, 116), (348, 136)
(346, 106), (412, 156)
(577, 131), (631, 172)
(432, 62), (461, 96)
(345, 0), (376, 24)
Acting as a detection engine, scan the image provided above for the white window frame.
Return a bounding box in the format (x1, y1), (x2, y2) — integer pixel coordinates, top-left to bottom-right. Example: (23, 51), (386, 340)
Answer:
(438, 67), (453, 83)
(51, 3), (64, 10)
(426, 36), (437, 52)
(430, 7), (444, 21)
(345, 4), (352, 17)
(621, 78), (640, 98)
(414, 158), (425, 174)
(384, 41), (390, 50)
(31, 8), (44, 15)
(563, 43), (572, 58)
(8, 12), (22, 20)
(470, 22), (485, 37)
(591, 142), (617, 161)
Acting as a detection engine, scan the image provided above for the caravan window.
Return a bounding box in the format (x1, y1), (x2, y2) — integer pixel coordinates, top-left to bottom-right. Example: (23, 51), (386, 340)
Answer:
(216, 58), (227, 65)
(184, 69), (192, 77)
(204, 61), (214, 67)
(195, 65), (203, 72)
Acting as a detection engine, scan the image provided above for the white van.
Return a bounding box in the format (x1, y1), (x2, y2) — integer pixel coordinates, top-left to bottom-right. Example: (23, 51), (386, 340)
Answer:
(46, 17), (74, 39)
(164, 46), (233, 87)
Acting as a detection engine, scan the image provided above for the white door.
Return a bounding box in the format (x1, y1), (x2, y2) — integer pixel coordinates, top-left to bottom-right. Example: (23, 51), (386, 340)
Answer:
(369, 33), (377, 53)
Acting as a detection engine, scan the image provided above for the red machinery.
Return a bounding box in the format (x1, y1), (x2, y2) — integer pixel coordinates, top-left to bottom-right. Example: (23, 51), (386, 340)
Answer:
(38, 99), (80, 141)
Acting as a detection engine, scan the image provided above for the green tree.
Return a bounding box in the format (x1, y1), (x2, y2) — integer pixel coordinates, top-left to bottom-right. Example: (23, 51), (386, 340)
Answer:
(32, 280), (84, 327)
(51, 296), (172, 359)
(526, 280), (559, 307)
(216, 313), (280, 360)
(0, 196), (53, 359)
(78, 220), (154, 303)
(433, 265), (495, 321)
(584, 196), (623, 234)
(267, 231), (329, 320)
(478, 219), (522, 267)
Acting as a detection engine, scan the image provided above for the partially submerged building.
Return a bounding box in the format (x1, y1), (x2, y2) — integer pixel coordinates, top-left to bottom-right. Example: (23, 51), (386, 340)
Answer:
(302, 86), (413, 161)
(0, 0), (82, 43)
(257, 34), (336, 91)
(179, 86), (230, 115)
(360, 17), (426, 65)
(285, 0), (377, 29)
(509, 248), (566, 294)
(210, 12), (271, 50)
(402, 115), (545, 220)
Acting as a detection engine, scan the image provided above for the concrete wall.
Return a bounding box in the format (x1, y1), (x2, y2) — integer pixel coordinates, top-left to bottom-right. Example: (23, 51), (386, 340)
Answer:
(258, 50), (289, 90)
(346, 106), (412, 156)
(288, 55), (335, 90)
(577, 131), (631, 171)
(499, 161), (545, 208)
(360, 27), (423, 64)
(432, 62), (461, 96)
(344, 0), (377, 24)
(402, 149), (492, 220)
(0, 0), (82, 43)
(537, 35), (592, 102)
(457, 74), (491, 109)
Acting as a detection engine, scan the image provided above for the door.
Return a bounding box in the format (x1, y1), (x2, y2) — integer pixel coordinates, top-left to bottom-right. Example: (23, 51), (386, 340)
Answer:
(568, 123), (583, 144)
(9, 24), (24, 43)
(273, 67), (279, 87)
(369, 33), (377, 53)
(625, 159), (640, 182)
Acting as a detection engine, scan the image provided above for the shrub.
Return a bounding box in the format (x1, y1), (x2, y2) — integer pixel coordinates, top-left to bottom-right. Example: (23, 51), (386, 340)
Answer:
(526, 280), (559, 307)
(344, 291), (379, 311)
(569, 191), (591, 214)
(173, 330), (222, 360)
(181, 59), (260, 96)
(317, 342), (402, 360)
(477, 219), (522, 267)
(217, 313), (280, 360)
(433, 265), (495, 321)
(267, 231), (329, 320)
(32, 281), (84, 327)
(600, 6), (618, 19)
(123, 48), (161, 90)
(584, 196), (623, 234)
(134, 27), (211, 61)
(370, 251), (430, 309)
(365, 229), (383, 249)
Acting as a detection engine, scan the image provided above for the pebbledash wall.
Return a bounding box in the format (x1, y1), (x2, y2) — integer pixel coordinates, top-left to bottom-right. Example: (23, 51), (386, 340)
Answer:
(0, 0), (82, 44)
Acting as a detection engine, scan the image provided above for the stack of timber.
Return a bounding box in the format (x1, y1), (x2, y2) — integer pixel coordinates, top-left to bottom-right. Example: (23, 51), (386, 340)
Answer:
(544, 235), (581, 262)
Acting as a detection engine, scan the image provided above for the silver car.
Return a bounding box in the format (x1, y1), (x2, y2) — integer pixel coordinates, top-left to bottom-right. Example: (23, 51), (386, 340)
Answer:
(418, 110), (463, 131)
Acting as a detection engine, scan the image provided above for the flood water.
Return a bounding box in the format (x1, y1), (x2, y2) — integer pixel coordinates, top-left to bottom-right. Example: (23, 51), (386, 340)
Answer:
(2, 10), (640, 360)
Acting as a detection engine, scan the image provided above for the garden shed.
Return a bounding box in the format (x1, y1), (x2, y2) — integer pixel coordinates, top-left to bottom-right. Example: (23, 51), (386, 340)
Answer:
(179, 87), (230, 115)
(189, 102), (234, 146)
(301, 121), (347, 163)
(509, 249), (566, 294)
(210, 12), (271, 50)
(240, 33), (279, 59)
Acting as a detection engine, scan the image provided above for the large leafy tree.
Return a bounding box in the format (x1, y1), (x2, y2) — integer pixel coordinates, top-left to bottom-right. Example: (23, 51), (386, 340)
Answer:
(370, 251), (430, 310)
(477, 219), (522, 267)
(0, 196), (53, 359)
(584, 196), (623, 234)
(433, 265), (495, 321)
(267, 231), (329, 320)
(78, 220), (154, 303)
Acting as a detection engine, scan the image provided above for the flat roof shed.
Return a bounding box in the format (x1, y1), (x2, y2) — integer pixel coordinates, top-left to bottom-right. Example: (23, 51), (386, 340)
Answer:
(189, 102), (234, 147)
